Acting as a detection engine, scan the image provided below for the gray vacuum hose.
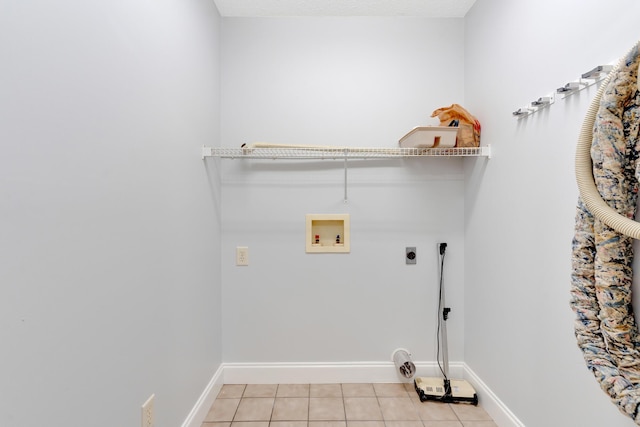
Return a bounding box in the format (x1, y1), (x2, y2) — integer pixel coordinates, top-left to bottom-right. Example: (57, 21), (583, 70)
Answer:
(575, 48), (640, 239)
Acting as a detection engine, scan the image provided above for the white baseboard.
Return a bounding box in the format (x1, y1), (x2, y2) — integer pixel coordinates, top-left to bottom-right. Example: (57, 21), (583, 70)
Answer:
(463, 363), (525, 427)
(181, 364), (224, 427)
(182, 361), (523, 427)
(223, 361), (463, 384)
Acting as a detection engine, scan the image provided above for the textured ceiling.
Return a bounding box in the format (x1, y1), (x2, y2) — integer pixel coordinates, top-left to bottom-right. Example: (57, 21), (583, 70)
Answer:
(213, 0), (477, 17)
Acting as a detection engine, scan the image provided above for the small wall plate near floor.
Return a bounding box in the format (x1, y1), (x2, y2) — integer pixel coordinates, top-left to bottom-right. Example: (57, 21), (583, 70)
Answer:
(142, 394), (155, 427)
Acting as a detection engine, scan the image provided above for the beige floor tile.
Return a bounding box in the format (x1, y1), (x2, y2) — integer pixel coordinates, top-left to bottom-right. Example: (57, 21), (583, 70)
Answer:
(270, 422), (308, 427)
(272, 397), (309, 420)
(310, 384), (343, 398)
(407, 392), (424, 405)
(309, 397), (345, 420)
(244, 384), (278, 398)
(309, 422), (346, 427)
(345, 422), (385, 427)
(207, 383), (495, 427)
(403, 384), (420, 400)
(277, 384), (310, 397)
(231, 423), (269, 427)
(378, 398), (419, 421)
(343, 397), (383, 421)
(422, 422), (463, 427)
(412, 401), (458, 421)
(460, 422), (498, 427)
(450, 404), (492, 421)
(234, 398), (275, 421)
(384, 422), (424, 427)
(218, 385), (246, 399)
(373, 383), (409, 397)
(204, 399), (241, 422)
(341, 384), (375, 397)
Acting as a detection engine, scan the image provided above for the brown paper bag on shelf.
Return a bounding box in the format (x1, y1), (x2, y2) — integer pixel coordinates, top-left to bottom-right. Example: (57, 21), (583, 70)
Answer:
(431, 104), (481, 147)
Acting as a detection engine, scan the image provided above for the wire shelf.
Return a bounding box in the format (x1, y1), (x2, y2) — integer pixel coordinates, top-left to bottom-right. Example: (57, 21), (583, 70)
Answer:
(202, 146), (491, 159)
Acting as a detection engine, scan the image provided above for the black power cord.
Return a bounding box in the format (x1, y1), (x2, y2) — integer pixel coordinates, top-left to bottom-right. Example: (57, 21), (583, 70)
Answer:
(435, 243), (452, 398)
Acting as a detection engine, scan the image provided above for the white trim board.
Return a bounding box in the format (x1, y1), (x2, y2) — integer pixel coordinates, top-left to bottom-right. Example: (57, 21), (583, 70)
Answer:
(181, 364), (224, 427)
(464, 363), (526, 427)
(182, 361), (525, 427)
(223, 361), (462, 384)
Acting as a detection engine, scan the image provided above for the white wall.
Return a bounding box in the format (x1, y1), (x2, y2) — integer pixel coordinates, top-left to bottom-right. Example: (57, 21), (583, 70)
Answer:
(220, 18), (468, 365)
(11, 2), (640, 425)
(464, 0), (640, 426)
(0, 1), (222, 427)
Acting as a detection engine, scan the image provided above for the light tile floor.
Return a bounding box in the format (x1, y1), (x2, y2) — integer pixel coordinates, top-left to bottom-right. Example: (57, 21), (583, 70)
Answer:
(202, 383), (498, 427)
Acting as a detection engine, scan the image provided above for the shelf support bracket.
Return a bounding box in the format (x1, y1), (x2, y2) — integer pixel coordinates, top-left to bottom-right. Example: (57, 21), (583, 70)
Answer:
(344, 149), (348, 203)
(483, 145), (492, 159)
(202, 145), (213, 159)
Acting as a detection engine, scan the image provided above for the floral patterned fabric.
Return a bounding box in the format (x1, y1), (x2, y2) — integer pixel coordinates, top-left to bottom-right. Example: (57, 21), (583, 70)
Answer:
(571, 42), (640, 423)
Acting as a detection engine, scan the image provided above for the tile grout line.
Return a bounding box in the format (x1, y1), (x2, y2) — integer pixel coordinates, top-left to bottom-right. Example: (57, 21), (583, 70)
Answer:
(209, 383), (493, 427)
(373, 384), (382, 424)
(307, 384), (310, 424)
(340, 384), (347, 425)
(270, 385), (277, 424)
(228, 384), (244, 424)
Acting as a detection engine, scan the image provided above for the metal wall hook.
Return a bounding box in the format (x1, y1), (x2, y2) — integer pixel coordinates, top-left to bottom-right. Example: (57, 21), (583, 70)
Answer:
(581, 64), (613, 79)
(513, 107), (533, 117)
(513, 62), (614, 118)
(557, 82), (583, 94)
(531, 96), (552, 107)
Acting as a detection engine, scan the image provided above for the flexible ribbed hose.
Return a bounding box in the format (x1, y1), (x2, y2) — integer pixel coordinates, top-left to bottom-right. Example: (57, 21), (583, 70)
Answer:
(571, 41), (640, 423)
(575, 47), (640, 238)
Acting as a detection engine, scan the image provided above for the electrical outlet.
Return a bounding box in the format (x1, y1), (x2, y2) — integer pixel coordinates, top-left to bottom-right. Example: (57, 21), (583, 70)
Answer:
(141, 394), (155, 427)
(236, 246), (249, 266)
(406, 247), (417, 264)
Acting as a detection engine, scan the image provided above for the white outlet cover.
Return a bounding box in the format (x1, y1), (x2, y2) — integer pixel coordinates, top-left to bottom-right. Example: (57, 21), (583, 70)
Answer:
(142, 394), (155, 427)
(236, 246), (249, 266)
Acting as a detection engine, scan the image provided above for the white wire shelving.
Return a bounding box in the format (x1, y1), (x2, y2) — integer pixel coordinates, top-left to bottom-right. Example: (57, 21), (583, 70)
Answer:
(202, 145), (491, 202)
(201, 145), (491, 160)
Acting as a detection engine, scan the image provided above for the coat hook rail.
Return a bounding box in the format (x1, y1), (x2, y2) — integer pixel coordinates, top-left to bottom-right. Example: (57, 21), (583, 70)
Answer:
(513, 63), (613, 119)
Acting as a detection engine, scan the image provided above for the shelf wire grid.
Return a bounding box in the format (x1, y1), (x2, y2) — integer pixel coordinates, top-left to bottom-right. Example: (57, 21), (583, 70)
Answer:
(202, 146), (490, 159)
